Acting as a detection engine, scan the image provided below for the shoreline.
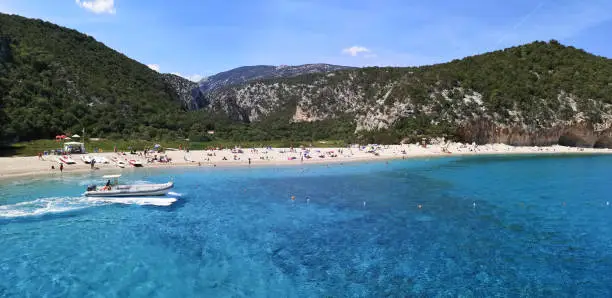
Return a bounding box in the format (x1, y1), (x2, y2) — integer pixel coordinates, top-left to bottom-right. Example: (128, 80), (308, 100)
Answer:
(1, 143), (611, 181)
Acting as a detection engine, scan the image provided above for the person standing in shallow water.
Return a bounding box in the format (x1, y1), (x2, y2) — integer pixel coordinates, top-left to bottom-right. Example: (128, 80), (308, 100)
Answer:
(59, 163), (63, 173)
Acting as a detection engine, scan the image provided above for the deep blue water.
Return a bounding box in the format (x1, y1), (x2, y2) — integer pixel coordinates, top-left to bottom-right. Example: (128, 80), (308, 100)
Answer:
(1, 155), (612, 297)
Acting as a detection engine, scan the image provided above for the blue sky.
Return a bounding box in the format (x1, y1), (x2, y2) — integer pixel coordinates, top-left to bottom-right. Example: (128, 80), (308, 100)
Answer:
(1, 0), (611, 81)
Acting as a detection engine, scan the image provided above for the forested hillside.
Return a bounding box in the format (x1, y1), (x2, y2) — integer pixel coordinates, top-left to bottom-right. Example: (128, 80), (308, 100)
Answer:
(0, 13), (200, 143)
(200, 41), (612, 146)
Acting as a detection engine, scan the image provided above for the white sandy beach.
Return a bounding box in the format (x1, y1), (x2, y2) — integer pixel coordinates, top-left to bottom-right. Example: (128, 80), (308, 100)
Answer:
(1, 142), (611, 179)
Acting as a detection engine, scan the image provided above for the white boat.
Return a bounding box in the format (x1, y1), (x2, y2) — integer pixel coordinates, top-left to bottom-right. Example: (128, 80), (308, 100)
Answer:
(93, 156), (109, 164)
(57, 155), (76, 164)
(112, 157), (126, 168)
(81, 155), (93, 164)
(84, 174), (174, 197)
(128, 159), (143, 167)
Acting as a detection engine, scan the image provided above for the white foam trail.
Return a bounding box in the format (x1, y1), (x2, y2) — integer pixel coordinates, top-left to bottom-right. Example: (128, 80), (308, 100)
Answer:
(167, 191), (183, 197)
(0, 195), (177, 219)
(95, 197), (177, 206)
(0, 196), (103, 218)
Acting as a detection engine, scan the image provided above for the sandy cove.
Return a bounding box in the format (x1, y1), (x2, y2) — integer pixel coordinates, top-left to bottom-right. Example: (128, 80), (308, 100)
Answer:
(1, 143), (612, 180)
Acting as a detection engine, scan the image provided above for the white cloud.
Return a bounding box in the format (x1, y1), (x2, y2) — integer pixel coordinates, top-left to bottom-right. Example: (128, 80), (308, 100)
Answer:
(172, 72), (205, 82)
(147, 64), (160, 72)
(342, 46), (371, 57)
(146, 64), (204, 82)
(75, 0), (116, 15)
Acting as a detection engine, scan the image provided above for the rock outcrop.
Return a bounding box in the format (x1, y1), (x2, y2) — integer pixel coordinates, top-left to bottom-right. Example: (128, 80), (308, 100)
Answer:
(160, 73), (198, 109)
(187, 64), (352, 110)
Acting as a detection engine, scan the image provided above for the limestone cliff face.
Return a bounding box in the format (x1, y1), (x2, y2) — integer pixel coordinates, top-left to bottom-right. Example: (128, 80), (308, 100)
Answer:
(160, 74), (198, 109)
(188, 64), (352, 110)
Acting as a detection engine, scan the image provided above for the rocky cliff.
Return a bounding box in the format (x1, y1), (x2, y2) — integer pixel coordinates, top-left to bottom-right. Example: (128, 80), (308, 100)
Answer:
(187, 64), (352, 109)
(160, 73), (198, 109)
(197, 41), (612, 146)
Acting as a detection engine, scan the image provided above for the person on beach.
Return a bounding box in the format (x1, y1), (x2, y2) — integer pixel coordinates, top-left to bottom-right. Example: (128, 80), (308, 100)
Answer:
(59, 163), (63, 172)
(90, 158), (95, 169)
(248, 158), (251, 166)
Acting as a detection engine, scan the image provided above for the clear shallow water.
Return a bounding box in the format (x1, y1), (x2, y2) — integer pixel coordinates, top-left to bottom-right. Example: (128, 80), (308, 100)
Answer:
(1, 155), (612, 296)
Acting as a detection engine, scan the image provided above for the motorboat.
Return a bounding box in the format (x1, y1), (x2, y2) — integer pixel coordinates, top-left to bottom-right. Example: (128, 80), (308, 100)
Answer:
(81, 155), (93, 164)
(128, 159), (143, 167)
(57, 155), (76, 164)
(84, 174), (174, 197)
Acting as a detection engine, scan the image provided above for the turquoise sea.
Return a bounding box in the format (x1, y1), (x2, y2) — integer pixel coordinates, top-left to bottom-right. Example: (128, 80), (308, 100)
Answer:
(1, 155), (612, 297)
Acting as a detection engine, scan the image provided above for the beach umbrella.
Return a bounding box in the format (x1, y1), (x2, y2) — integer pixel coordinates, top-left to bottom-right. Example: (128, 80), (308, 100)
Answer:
(71, 134), (81, 138)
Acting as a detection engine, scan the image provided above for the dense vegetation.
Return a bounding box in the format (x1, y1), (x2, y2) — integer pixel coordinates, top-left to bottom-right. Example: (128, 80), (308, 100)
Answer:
(0, 13), (195, 142)
(203, 40), (612, 144)
(0, 13), (357, 147)
(2, 12), (612, 151)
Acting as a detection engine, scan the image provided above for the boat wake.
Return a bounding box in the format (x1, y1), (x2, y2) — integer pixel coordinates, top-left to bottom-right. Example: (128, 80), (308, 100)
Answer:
(0, 196), (177, 219)
(96, 197), (177, 206)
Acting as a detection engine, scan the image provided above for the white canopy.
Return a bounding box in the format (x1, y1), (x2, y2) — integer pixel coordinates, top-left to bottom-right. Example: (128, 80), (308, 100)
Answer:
(72, 134), (81, 138)
(65, 141), (83, 145)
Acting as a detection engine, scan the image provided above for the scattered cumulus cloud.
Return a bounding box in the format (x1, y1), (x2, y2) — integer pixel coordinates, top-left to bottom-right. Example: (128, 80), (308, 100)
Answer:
(342, 46), (371, 57)
(75, 0), (116, 15)
(147, 64), (160, 72)
(147, 64), (203, 82)
(172, 72), (205, 82)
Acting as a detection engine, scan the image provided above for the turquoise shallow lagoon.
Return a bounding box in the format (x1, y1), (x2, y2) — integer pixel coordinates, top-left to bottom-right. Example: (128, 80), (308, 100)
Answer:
(1, 155), (612, 297)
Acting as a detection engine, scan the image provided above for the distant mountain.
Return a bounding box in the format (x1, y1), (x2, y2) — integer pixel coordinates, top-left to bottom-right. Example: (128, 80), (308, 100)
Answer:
(200, 41), (612, 146)
(186, 64), (353, 109)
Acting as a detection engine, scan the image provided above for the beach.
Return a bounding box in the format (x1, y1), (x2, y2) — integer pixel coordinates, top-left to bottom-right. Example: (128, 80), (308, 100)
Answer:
(1, 142), (611, 179)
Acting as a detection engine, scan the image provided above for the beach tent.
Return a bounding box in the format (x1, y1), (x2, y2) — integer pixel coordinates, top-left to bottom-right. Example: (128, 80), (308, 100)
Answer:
(71, 134), (81, 138)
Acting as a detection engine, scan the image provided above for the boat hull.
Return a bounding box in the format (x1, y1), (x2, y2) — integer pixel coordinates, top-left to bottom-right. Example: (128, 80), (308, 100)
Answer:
(58, 156), (76, 164)
(84, 182), (174, 197)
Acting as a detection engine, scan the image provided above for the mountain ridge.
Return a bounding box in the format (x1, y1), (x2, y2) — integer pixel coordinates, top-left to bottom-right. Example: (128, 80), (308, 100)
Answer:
(3, 12), (612, 148)
(196, 40), (612, 146)
(184, 63), (353, 109)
